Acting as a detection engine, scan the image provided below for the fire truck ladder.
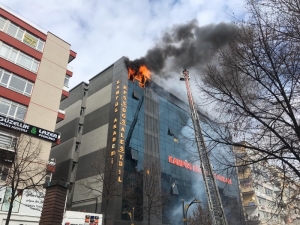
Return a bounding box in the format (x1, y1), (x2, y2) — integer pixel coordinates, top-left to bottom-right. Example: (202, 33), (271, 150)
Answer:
(180, 69), (228, 225)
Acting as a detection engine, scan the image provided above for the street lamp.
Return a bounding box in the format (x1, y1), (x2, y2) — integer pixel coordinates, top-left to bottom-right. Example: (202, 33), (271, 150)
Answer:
(123, 207), (134, 225)
(182, 198), (201, 225)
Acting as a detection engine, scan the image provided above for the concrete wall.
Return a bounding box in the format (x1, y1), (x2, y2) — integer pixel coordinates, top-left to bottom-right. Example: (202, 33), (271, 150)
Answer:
(57, 99), (82, 129)
(60, 82), (87, 110)
(25, 32), (70, 162)
(79, 124), (109, 158)
(72, 174), (104, 213)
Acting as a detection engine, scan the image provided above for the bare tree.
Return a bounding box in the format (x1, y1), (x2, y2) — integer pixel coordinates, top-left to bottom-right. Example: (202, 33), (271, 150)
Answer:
(0, 135), (47, 225)
(188, 204), (212, 225)
(191, 0), (300, 222)
(124, 160), (168, 225)
(80, 149), (124, 225)
(198, 0), (300, 189)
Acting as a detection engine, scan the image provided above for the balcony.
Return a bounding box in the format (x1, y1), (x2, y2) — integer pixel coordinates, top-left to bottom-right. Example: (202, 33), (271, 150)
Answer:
(57, 109), (65, 123)
(238, 172), (252, 180)
(66, 65), (73, 77)
(51, 133), (61, 148)
(235, 152), (247, 159)
(247, 217), (260, 225)
(61, 89), (69, 101)
(68, 50), (77, 63)
(241, 186), (255, 195)
(244, 201), (258, 209)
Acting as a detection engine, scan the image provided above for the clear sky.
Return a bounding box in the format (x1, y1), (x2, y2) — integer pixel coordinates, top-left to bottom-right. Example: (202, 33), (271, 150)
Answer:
(0, 0), (244, 89)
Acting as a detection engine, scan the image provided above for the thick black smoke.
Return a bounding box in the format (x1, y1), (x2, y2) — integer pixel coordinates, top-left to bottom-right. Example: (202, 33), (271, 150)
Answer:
(125, 19), (237, 76)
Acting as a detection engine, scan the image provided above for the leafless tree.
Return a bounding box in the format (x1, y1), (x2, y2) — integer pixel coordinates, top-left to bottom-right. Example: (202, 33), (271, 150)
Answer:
(193, 0), (300, 219)
(0, 135), (48, 225)
(124, 159), (168, 225)
(199, 0), (300, 181)
(187, 204), (212, 225)
(80, 148), (125, 225)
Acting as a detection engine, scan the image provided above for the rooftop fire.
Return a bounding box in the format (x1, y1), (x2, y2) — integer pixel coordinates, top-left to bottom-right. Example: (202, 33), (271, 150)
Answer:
(128, 65), (151, 88)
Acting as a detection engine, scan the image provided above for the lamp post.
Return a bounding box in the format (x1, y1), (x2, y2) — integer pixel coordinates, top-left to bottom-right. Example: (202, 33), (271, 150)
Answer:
(123, 207), (134, 225)
(182, 198), (201, 225)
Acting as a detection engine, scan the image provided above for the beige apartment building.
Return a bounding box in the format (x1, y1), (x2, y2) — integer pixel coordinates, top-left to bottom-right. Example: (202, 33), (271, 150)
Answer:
(0, 4), (76, 224)
(235, 145), (300, 225)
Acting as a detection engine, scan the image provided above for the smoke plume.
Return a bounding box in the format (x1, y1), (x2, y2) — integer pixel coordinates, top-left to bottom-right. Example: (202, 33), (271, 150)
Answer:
(125, 19), (237, 76)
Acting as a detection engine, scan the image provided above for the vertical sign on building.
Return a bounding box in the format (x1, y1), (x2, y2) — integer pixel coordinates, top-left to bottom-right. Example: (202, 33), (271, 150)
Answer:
(110, 80), (127, 182)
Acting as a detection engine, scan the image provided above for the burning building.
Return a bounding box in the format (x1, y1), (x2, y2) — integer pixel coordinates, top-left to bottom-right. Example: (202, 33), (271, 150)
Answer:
(50, 56), (245, 225)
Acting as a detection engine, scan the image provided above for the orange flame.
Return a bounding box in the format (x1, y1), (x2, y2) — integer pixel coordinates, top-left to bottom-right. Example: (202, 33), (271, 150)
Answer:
(128, 65), (151, 88)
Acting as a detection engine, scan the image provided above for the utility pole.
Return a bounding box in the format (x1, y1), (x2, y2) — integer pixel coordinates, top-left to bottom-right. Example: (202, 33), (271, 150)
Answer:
(180, 69), (228, 225)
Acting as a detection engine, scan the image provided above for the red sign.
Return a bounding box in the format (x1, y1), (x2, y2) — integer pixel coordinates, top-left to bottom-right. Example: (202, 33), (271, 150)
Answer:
(168, 156), (232, 184)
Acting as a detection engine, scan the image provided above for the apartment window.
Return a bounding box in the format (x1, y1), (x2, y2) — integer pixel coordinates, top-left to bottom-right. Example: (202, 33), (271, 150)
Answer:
(257, 184), (264, 192)
(0, 69), (33, 96)
(64, 76), (70, 87)
(267, 200), (275, 208)
(0, 17), (6, 30)
(2, 19), (45, 51)
(265, 187), (273, 196)
(7, 23), (24, 41)
(0, 166), (9, 181)
(257, 197), (266, 204)
(0, 132), (18, 150)
(0, 42), (39, 73)
(37, 40), (45, 51)
(0, 98), (27, 121)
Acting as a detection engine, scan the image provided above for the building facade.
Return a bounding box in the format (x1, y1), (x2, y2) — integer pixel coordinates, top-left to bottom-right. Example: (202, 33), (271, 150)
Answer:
(51, 57), (245, 225)
(0, 4), (76, 224)
(235, 145), (300, 225)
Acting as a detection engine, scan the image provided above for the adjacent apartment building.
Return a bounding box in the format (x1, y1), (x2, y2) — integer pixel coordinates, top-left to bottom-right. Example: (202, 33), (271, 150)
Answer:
(235, 145), (300, 225)
(0, 4), (76, 224)
(51, 56), (245, 225)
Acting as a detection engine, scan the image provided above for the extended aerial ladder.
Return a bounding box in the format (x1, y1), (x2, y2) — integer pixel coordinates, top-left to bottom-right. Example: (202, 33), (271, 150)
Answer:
(180, 69), (228, 225)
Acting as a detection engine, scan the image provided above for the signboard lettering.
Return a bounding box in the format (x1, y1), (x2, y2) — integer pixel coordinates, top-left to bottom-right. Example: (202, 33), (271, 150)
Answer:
(110, 80), (126, 183)
(23, 33), (38, 47)
(168, 156), (232, 184)
(0, 115), (60, 143)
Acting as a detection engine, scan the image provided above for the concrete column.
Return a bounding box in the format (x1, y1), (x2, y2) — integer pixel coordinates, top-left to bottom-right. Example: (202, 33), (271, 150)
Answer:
(39, 180), (70, 225)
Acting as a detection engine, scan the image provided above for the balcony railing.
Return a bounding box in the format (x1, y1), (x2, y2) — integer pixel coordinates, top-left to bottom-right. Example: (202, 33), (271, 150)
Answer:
(63, 86), (69, 92)
(241, 186), (255, 194)
(244, 201), (257, 208)
(67, 65), (73, 72)
(247, 215), (261, 224)
(57, 109), (66, 123)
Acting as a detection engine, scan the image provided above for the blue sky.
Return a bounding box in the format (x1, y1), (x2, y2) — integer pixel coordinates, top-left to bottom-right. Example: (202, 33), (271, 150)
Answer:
(0, 0), (244, 89)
